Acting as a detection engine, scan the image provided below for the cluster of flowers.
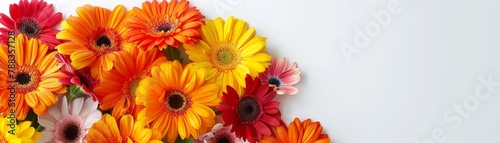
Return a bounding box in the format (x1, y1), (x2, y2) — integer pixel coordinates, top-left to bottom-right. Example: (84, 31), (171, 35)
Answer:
(0, 0), (331, 142)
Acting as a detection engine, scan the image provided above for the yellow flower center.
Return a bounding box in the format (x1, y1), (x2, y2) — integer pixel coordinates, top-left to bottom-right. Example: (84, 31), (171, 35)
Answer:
(212, 44), (240, 71)
(15, 66), (40, 94)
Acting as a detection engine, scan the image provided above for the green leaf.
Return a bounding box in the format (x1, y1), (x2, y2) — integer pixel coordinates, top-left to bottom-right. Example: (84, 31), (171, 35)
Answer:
(163, 45), (184, 63)
(67, 85), (88, 102)
(174, 136), (193, 143)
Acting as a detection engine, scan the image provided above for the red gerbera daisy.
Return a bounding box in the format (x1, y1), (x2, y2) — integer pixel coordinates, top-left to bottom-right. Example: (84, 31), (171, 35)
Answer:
(54, 54), (100, 103)
(217, 75), (282, 143)
(0, 0), (62, 49)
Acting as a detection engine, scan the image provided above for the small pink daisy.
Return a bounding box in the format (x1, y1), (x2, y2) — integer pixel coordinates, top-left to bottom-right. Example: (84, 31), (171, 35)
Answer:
(38, 95), (102, 143)
(259, 57), (301, 95)
(198, 123), (249, 143)
(0, 0), (62, 49)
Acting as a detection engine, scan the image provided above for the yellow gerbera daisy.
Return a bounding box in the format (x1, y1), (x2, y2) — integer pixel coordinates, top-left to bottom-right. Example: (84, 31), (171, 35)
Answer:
(184, 16), (271, 96)
(135, 61), (219, 143)
(0, 34), (66, 120)
(93, 48), (166, 118)
(0, 117), (42, 143)
(87, 114), (163, 143)
(56, 4), (131, 80)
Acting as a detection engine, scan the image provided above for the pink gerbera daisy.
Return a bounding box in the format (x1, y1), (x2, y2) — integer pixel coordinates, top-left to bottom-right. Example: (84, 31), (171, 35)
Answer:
(0, 0), (62, 49)
(38, 95), (102, 143)
(258, 57), (301, 95)
(198, 123), (249, 143)
(55, 54), (100, 103)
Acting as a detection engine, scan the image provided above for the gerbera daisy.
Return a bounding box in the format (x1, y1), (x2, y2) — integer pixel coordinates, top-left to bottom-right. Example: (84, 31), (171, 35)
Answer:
(93, 48), (166, 118)
(56, 4), (132, 80)
(198, 123), (248, 143)
(124, 0), (205, 50)
(55, 54), (100, 103)
(38, 95), (102, 143)
(86, 114), (163, 143)
(259, 118), (331, 143)
(0, 116), (42, 143)
(0, 0), (62, 48)
(184, 16), (271, 96)
(216, 75), (282, 143)
(135, 61), (219, 142)
(0, 34), (66, 120)
(258, 57), (301, 95)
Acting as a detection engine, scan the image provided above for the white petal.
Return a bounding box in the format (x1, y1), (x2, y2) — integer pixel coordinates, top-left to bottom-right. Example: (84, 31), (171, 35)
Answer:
(47, 106), (62, 120)
(37, 117), (55, 130)
(79, 98), (98, 117)
(70, 96), (84, 115)
(84, 110), (102, 128)
(38, 130), (54, 143)
(61, 96), (69, 116)
(212, 123), (223, 131)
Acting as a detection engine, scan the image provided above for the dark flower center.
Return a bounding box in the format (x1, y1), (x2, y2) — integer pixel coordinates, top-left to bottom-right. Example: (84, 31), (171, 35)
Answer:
(15, 72), (31, 85)
(268, 77), (282, 87)
(96, 35), (111, 47)
(237, 97), (261, 122)
(63, 123), (80, 141)
(214, 134), (232, 143)
(156, 22), (173, 33)
(165, 92), (188, 112)
(19, 20), (40, 37)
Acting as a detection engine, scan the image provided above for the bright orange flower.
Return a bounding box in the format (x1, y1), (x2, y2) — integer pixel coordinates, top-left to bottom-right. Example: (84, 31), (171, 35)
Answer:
(56, 4), (131, 80)
(124, 0), (205, 50)
(135, 61), (219, 142)
(259, 118), (331, 143)
(0, 34), (66, 120)
(93, 48), (166, 118)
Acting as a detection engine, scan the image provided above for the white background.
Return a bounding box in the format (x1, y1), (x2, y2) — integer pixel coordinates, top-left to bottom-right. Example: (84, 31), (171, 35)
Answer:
(1, 0), (500, 143)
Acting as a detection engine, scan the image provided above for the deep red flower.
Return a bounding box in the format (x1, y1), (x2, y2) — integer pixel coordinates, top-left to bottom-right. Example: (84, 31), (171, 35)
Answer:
(217, 75), (282, 143)
(0, 0), (62, 49)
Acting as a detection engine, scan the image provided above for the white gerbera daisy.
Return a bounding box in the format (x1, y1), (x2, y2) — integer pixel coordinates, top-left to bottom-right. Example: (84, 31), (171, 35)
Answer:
(38, 95), (102, 143)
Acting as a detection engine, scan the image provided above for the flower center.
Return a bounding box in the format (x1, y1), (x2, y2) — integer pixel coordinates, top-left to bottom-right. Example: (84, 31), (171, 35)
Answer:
(213, 134), (233, 143)
(55, 115), (85, 143)
(237, 97), (261, 123)
(15, 66), (41, 94)
(75, 68), (96, 89)
(19, 20), (41, 37)
(15, 72), (31, 85)
(96, 36), (111, 47)
(165, 91), (190, 113)
(90, 28), (121, 55)
(268, 77), (282, 87)
(63, 123), (80, 141)
(212, 44), (240, 71)
(156, 22), (173, 33)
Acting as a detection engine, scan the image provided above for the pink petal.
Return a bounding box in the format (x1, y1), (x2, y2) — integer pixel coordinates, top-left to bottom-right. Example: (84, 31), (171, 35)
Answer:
(273, 57), (287, 76)
(280, 75), (300, 85)
(279, 86), (298, 95)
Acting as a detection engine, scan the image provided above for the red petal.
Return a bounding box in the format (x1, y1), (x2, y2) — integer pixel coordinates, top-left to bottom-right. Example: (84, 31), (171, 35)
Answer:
(0, 14), (15, 29)
(260, 114), (280, 127)
(253, 121), (271, 136)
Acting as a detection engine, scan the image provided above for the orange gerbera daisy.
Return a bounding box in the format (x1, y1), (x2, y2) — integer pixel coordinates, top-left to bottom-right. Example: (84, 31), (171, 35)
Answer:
(135, 61), (219, 143)
(259, 118), (331, 143)
(93, 48), (166, 118)
(124, 0), (205, 50)
(87, 114), (163, 143)
(0, 34), (66, 120)
(56, 4), (131, 80)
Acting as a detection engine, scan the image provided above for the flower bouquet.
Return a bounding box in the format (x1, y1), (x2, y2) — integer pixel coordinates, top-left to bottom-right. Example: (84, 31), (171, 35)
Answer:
(0, 0), (330, 142)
